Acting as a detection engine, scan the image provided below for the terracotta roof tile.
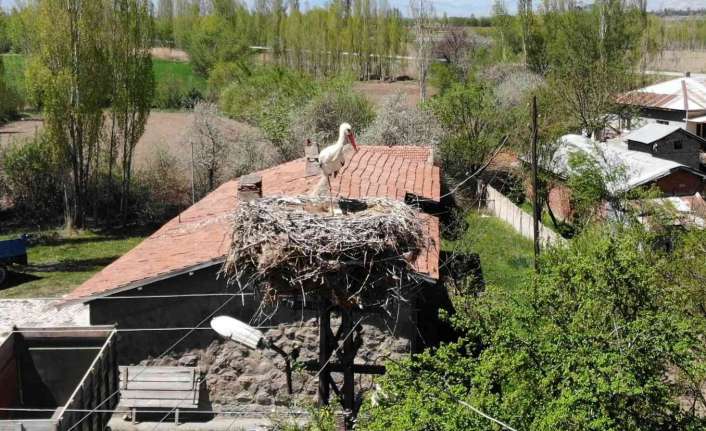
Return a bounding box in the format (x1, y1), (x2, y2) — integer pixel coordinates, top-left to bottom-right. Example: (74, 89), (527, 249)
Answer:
(67, 146), (441, 301)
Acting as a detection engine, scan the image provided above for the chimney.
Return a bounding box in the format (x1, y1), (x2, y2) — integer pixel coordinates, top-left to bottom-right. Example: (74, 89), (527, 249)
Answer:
(305, 139), (321, 176)
(686, 71), (691, 78)
(238, 174), (262, 202)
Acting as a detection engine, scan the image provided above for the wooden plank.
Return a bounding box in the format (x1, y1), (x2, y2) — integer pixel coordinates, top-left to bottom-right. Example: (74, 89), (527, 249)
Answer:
(123, 381), (195, 391)
(119, 366), (196, 374)
(119, 399), (199, 408)
(121, 389), (197, 400)
(121, 375), (193, 383)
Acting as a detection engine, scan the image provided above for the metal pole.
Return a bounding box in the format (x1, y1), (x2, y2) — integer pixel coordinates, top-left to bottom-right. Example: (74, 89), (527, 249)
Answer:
(531, 95), (540, 271)
(268, 342), (293, 395)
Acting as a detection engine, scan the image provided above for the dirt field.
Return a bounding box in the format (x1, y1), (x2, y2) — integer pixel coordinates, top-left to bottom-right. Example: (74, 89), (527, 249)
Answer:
(0, 112), (259, 172)
(0, 117), (43, 148)
(647, 49), (706, 74)
(353, 80), (430, 108)
(150, 47), (190, 62)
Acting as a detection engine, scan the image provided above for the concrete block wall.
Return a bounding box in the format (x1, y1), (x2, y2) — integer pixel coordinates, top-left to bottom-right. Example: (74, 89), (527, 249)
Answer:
(486, 185), (564, 246)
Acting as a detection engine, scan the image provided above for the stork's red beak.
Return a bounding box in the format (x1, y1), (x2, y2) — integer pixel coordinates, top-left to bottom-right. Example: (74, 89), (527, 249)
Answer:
(347, 132), (358, 152)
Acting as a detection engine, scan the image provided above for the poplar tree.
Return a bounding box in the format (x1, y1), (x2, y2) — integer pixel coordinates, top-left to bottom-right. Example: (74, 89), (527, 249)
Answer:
(30, 0), (110, 228)
(108, 0), (155, 223)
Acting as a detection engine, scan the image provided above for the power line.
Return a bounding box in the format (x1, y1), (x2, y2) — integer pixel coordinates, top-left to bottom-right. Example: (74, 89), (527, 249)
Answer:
(8, 323), (317, 334)
(440, 136), (509, 200)
(64, 291), (243, 431)
(0, 292), (256, 301)
(0, 407), (306, 416)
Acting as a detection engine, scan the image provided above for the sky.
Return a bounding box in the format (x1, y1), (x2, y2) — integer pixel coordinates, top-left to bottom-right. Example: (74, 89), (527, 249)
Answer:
(1, 0), (705, 17)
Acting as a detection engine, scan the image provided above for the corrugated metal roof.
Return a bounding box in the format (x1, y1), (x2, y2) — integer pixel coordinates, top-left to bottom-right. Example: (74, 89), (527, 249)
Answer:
(624, 123), (681, 144)
(548, 135), (705, 192)
(618, 77), (706, 111)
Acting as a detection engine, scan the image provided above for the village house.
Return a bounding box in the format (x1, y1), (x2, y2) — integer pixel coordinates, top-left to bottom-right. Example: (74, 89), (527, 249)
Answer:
(625, 123), (705, 170)
(62, 145), (449, 415)
(617, 75), (706, 140)
(544, 134), (706, 221)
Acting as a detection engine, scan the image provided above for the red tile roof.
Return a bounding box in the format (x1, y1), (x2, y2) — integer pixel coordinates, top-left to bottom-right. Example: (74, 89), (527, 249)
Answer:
(67, 146), (441, 301)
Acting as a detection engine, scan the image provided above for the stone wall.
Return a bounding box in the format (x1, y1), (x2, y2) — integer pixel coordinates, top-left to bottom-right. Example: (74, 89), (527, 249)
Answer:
(139, 317), (408, 408)
(87, 265), (444, 408)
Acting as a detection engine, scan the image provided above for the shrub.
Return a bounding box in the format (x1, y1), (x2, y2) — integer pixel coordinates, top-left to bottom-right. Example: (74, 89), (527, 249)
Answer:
(358, 92), (443, 148)
(0, 133), (63, 222)
(133, 146), (190, 224)
(219, 65), (316, 123)
(153, 73), (203, 110)
(0, 57), (21, 121)
(289, 83), (375, 157)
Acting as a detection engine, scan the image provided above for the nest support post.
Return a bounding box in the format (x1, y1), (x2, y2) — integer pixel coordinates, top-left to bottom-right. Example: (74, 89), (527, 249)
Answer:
(317, 302), (369, 430)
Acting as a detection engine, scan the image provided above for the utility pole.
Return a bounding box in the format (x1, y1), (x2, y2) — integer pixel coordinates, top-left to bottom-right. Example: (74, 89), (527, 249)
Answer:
(531, 95), (540, 271)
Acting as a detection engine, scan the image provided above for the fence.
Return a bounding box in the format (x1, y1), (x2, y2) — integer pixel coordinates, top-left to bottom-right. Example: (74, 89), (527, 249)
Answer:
(485, 185), (565, 246)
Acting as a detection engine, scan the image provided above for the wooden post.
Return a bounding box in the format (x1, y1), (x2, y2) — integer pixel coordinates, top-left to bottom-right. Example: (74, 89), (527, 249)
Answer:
(341, 310), (355, 429)
(318, 301), (331, 405)
(531, 95), (540, 271)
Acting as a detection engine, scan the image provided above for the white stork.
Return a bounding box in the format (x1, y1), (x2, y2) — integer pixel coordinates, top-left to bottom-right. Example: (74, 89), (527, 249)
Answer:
(318, 122), (358, 193)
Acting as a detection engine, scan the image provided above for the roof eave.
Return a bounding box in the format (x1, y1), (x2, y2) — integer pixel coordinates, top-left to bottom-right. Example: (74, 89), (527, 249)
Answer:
(65, 257), (227, 306)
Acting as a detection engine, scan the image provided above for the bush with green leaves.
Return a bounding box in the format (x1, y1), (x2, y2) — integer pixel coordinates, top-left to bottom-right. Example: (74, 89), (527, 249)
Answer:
(361, 224), (706, 431)
(221, 69), (372, 161)
(289, 82), (375, 156)
(186, 14), (250, 78)
(153, 74), (203, 110)
(0, 56), (21, 121)
(0, 133), (63, 222)
(429, 81), (504, 184)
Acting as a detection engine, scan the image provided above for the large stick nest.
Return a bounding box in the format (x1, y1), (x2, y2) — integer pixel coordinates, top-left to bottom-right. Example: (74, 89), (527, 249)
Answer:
(222, 197), (427, 311)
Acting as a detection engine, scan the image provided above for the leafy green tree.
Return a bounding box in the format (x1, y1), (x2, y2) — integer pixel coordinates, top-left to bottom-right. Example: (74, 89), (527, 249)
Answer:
(29, 0), (111, 228)
(362, 224), (706, 431)
(107, 0), (155, 223)
(429, 81), (503, 182)
(187, 14), (250, 77)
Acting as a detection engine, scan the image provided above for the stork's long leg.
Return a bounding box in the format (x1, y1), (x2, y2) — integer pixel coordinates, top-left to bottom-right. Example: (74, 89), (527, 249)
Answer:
(326, 175), (334, 215)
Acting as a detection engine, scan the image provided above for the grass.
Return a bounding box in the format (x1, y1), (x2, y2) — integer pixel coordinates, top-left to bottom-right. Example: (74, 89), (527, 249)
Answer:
(152, 58), (206, 92)
(0, 229), (146, 299)
(444, 211), (534, 291)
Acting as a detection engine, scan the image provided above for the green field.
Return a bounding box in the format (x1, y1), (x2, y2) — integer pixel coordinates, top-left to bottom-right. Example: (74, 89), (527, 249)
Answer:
(0, 229), (146, 298)
(1, 54), (206, 106)
(444, 211), (534, 290)
(152, 58), (206, 92)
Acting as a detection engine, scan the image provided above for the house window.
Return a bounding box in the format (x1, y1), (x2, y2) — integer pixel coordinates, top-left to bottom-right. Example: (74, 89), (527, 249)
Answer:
(697, 123), (706, 138)
(674, 140), (683, 150)
(656, 120), (669, 125)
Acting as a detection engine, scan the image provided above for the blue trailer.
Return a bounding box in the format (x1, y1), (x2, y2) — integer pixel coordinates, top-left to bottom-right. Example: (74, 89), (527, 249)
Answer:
(0, 238), (28, 286)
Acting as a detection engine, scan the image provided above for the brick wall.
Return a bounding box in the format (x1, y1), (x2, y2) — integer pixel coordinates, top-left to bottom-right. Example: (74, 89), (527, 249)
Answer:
(656, 170), (705, 196)
(547, 185), (573, 222)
